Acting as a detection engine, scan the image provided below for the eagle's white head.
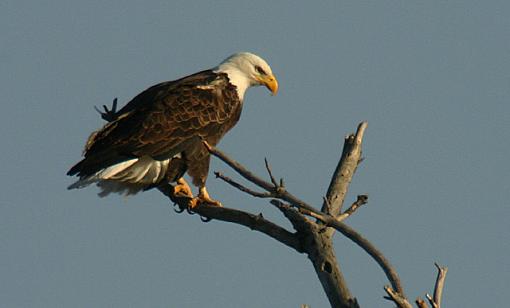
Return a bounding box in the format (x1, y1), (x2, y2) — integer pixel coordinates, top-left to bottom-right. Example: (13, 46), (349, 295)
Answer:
(215, 52), (278, 101)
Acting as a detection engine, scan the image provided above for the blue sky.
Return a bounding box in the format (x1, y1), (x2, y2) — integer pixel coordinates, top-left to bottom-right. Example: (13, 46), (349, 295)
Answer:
(1, 1), (509, 307)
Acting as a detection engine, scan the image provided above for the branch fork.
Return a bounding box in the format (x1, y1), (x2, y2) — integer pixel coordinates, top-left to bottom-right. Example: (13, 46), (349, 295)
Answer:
(156, 121), (447, 308)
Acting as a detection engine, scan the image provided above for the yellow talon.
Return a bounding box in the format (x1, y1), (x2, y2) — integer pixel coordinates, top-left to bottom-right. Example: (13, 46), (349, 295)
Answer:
(197, 186), (222, 207)
(188, 186), (223, 209)
(173, 178), (193, 198)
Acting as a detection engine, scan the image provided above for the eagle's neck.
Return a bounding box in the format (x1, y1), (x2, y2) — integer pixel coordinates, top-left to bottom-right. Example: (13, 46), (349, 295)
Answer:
(214, 64), (253, 102)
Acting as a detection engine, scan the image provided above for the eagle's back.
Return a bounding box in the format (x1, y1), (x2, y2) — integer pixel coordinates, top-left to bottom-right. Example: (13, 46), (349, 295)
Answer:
(67, 69), (242, 195)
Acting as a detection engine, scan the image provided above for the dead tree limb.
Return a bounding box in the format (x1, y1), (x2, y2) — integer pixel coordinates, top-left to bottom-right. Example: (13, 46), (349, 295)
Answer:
(204, 141), (324, 217)
(199, 122), (405, 307)
(384, 286), (414, 308)
(270, 201), (360, 308)
(432, 263), (448, 308)
(151, 121), (444, 308)
(299, 205), (405, 295)
(157, 183), (303, 253)
(416, 298), (429, 308)
(322, 122), (367, 216)
(423, 263), (448, 308)
(204, 122), (370, 307)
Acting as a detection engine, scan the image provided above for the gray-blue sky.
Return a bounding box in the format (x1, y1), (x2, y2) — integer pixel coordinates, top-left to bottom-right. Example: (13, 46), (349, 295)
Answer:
(1, 1), (509, 307)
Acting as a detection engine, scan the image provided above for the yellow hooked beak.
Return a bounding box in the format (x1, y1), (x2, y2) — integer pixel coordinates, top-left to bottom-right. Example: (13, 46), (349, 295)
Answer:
(258, 74), (279, 95)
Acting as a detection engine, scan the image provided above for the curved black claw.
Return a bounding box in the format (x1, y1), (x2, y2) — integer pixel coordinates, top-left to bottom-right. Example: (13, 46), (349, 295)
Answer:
(173, 203), (185, 213)
(186, 207), (196, 215)
(200, 215), (212, 223)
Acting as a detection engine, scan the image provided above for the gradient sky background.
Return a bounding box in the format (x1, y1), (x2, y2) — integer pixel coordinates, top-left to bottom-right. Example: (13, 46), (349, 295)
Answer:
(1, 1), (509, 307)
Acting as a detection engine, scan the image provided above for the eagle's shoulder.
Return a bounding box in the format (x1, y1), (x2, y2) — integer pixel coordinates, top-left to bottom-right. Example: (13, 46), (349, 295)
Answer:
(79, 70), (240, 164)
(108, 70), (228, 117)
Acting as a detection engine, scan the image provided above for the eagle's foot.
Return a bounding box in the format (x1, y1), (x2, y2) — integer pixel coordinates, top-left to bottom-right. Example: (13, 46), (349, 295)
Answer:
(187, 186), (223, 210)
(198, 186), (223, 207)
(188, 196), (223, 209)
(173, 178), (193, 198)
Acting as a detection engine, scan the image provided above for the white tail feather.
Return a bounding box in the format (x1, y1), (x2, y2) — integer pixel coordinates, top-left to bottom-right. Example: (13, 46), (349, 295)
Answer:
(68, 156), (171, 197)
(99, 159), (139, 179)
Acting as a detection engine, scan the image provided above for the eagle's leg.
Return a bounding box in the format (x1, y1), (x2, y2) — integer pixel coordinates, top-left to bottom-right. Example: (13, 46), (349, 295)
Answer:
(198, 186), (223, 207)
(173, 178), (193, 198)
(189, 186), (223, 209)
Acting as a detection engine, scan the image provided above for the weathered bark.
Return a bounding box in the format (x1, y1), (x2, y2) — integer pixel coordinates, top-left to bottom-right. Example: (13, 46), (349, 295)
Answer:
(431, 263), (448, 308)
(322, 122), (367, 236)
(272, 201), (358, 307)
(307, 228), (359, 307)
(157, 183), (303, 253)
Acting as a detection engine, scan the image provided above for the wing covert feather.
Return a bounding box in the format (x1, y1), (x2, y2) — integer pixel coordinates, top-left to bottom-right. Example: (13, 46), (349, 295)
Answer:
(73, 70), (241, 177)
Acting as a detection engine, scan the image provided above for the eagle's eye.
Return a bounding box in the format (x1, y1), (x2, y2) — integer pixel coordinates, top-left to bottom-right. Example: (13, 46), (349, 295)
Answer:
(255, 65), (266, 75)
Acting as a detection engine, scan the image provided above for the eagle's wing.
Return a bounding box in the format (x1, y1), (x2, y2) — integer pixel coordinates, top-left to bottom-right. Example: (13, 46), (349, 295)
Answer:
(67, 70), (235, 178)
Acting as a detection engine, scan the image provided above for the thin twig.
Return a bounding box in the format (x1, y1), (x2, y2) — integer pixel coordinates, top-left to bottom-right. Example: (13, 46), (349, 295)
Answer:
(217, 168), (363, 227)
(270, 200), (311, 234)
(416, 298), (429, 308)
(384, 286), (413, 308)
(214, 172), (272, 198)
(204, 141), (324, 217)
(336, 195), (368, 221)
(299, 194), (366, 225)
(264, 158), (279, 188)
(426, 293), (438, 308)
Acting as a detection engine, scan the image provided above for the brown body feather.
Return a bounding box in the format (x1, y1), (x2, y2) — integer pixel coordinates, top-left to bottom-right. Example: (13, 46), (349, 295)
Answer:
(68, 69), (242, 189)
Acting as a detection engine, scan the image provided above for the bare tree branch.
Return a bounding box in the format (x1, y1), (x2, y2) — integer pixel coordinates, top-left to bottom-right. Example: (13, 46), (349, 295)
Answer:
(212, 151), (374, 306)
(425, 262), (448, 308)
(270, 201), (359, 308)
(204, 141), (324, 217)
(205, 122), (408, 307)
(322, 122), (367, 216)
(298, 203), (405, 295)
(210, 146), (365, 307)
(336, 195), (368, 221)
(158, 121), (443, 307)
(416, 298), (429, 308)
(264, 158), (279, 188)
(384, 286), (413, 308)
(297, 195), (367, 223)
(426, 294), (438, 308)
(270, 200), (312, 234)
(214, 171), (272, 198)
(157, 183), (303, 253)
(432, 263), (448, 308)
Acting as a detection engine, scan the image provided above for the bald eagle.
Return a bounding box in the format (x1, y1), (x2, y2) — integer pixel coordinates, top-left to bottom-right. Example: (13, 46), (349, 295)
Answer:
(67, 52), (278, 207)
